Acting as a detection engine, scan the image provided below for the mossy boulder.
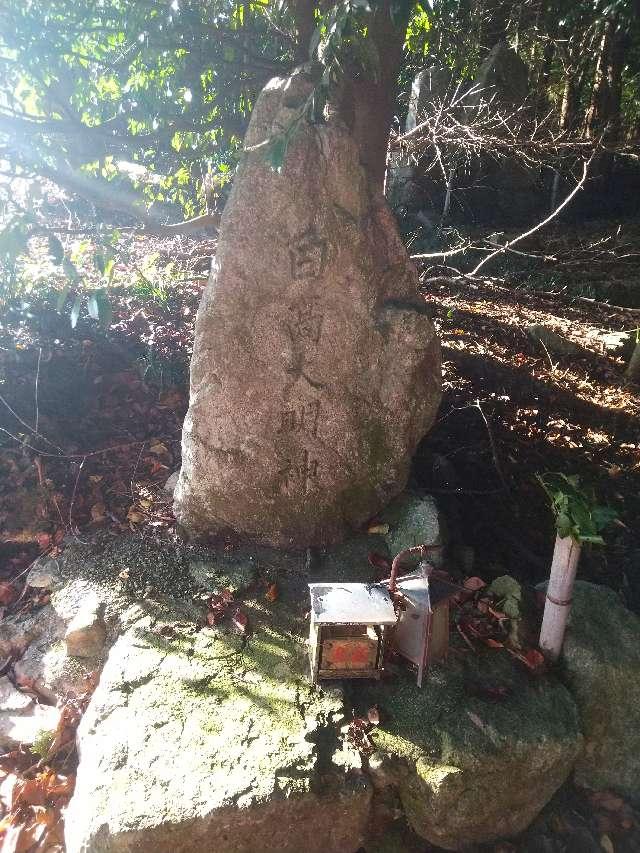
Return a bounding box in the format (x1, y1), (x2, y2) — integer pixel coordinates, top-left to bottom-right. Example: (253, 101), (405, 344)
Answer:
(65, 599), (371, 853)
(379, 493), (443, 564)
(360, 652), (582, 850)
(561, 581), (640, 802)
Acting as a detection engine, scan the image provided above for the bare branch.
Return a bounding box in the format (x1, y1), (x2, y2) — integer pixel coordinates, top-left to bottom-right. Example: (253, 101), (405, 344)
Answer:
(470, 155), (593, 275)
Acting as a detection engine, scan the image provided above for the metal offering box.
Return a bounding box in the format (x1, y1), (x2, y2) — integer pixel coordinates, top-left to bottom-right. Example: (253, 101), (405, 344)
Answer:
(308, 582), (397, 682)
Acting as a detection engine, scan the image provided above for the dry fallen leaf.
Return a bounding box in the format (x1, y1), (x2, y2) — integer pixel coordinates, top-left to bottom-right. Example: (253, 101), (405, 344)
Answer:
(36, 533), (51, 552)
(600, 833), (615, 853)
(90, 502), (106, 522)
(149, 442), (169, 456)
(0, 583), (17, 607)
(126, 507), (145, 524)
(232, 609), (249, 635)
(367, 523), (389, 535)
(265, 583), (278, 603)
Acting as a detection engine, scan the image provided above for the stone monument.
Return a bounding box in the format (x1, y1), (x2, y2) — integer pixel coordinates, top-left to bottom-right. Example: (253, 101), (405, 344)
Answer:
(174, 70), (441, 548)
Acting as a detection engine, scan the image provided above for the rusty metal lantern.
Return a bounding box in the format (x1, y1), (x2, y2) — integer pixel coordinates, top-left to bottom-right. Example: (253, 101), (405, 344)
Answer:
(384, 545), (461, 687)
(308, 543), (460, 687)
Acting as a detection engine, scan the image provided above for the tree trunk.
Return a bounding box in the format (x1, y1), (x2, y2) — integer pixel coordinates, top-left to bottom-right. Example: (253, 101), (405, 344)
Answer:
(292, 0), (316, 64)
(585, 15), (628, 184)
(342, 0), (411, 190)
(539, 533), (581, 661)
(586, 17), (616, 138)
(478, 0), (513, 53)
(604, 23), (629, 149)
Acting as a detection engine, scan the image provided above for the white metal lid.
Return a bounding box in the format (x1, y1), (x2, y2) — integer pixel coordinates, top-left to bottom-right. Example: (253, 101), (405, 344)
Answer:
(309, 582), (397, 625)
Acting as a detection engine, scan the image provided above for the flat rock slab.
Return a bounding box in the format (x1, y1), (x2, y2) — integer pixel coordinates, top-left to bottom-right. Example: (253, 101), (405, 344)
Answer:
(361, 652), (582, 851)
(562, 581), (640, 802)
(65, 602), (371, 853)
(175, 69), (441, 548)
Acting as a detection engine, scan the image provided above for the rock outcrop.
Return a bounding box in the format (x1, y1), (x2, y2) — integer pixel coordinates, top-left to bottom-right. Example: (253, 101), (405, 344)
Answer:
(175, 69), (441, 548)
(65, 610), (371, 853)
(562, 581), (640, 803)
(361, 652), (582, 850)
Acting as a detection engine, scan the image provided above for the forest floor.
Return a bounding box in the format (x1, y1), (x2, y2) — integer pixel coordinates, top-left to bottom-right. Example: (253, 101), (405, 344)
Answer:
(0, 219), (639, 851)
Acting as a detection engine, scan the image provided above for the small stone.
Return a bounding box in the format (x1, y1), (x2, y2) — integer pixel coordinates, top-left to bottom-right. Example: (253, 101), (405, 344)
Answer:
(26, 556), (62, 590)
(0, 620), (34, 659)
(379, 493), (443, 565)
(0, 677), (33, 712)
(14, 642), (96, 702)
(0, 698), (61, 750)
(164, 470), (179, 496)
(65, 601), (107, 658)
(526, 325), (582, 357)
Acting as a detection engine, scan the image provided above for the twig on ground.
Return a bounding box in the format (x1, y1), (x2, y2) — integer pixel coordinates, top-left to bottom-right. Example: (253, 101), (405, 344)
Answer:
(130, 441), (146, 499)
(474, 400), (510, 494)
(68, 456), (86, 535)
(0, 394), (63, 453)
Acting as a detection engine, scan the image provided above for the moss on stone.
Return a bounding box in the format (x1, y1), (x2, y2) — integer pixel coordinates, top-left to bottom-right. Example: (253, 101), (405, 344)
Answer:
(357, 651), (582, 850)
(380, 493), (441, 559)
(562, 582), (640, 802)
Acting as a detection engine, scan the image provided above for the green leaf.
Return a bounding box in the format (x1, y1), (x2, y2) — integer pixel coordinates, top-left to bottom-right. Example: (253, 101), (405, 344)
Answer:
(309, 26), (322, 60)
(94, 251), (106, 275)
(70, 295), (82, 329)
(556, 512), (573, 539)
(501, 596), (521, 619)
(97, 291), (113, 328)
(87, 293), (100, 320)
(56, 282), (71, 313)
(90, 289), (113, 328)
(488, 575), (522, 602)
(62, 258), (81, 284)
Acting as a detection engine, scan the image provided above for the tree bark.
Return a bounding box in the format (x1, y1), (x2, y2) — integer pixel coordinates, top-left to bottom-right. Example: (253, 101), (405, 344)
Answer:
(586, 17), (616, 139)
(339, 0), (410, 190)
(293, 0), (316, 64)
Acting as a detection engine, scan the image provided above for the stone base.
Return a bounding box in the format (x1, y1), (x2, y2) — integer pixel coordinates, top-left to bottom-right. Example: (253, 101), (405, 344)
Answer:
(62, 536), (372, 853)
(562, 582), (640, 803)
(359, 652), (582, 851)
(54, 513), (588, 853)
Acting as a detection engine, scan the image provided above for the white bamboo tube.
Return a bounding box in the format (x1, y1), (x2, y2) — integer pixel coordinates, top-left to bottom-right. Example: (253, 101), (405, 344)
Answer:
(539, 533), (582, 661)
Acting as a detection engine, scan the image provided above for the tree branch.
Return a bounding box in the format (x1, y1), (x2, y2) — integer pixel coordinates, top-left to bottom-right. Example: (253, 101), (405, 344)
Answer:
(470, 155), (593, 276)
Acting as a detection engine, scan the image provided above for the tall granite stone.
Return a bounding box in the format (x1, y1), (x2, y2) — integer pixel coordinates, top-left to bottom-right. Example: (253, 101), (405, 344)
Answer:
(175, 70), (441, 548)
(471, 42), (529, 108)
(405, 66), (454, 132)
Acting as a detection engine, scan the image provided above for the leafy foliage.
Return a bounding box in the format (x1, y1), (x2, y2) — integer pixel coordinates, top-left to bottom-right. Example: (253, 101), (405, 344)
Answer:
(537, 473), (617, 544)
